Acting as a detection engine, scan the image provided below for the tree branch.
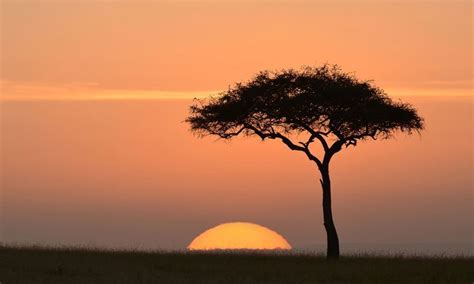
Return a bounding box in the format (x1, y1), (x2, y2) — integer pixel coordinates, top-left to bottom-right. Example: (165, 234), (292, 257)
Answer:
(244, 124), (323, 167)
(293, 120), (330, 152)
(322, 140), (345, 165)
(218, 126), (246, 139)
(342, 128), (378, 147)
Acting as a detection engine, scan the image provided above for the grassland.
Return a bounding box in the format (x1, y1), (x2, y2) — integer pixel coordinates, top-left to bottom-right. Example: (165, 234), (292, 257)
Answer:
(0, 245), (472, 283)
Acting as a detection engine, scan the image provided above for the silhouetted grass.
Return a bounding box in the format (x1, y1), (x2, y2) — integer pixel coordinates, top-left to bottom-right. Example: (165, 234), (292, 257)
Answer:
(0, 245), (472, 283)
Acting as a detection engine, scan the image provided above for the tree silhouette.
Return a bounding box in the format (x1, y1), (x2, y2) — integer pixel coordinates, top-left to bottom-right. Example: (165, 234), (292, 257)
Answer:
(186, 65), (424, 259)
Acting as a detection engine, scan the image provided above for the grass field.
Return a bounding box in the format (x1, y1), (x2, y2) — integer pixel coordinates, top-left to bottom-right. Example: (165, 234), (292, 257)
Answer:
(0, 246), (472, 283)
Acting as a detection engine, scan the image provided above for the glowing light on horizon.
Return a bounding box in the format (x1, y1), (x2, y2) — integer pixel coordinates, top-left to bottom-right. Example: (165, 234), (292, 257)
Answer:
(1, 80), (471, 102)
(0, 87), (218, 101)
(188, 222), (292, 250)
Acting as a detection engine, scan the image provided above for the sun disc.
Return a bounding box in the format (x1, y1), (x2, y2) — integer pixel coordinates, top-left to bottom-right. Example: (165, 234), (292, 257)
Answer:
(188, 222), (292, 250)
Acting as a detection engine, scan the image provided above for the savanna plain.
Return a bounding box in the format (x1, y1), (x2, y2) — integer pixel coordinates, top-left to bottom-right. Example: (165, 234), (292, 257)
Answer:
(1, 246), (473, 284)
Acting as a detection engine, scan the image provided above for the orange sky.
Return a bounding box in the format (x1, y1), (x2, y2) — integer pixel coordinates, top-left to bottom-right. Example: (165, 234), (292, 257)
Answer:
(0, 1), (473, 253)
(1, 0), (472, 100)
(1, 97), (473, 252)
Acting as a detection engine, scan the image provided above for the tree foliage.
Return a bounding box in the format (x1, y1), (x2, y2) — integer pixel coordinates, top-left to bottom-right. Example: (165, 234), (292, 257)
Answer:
(187, 65), (424, 167)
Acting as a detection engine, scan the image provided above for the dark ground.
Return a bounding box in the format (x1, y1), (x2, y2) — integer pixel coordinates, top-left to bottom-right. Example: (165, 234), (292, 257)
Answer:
(0, 246), (472, 283)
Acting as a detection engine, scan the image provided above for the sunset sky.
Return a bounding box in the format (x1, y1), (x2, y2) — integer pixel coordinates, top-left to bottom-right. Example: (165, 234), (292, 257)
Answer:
(1, 0), (472, 99)
(0, 0), (472, 253)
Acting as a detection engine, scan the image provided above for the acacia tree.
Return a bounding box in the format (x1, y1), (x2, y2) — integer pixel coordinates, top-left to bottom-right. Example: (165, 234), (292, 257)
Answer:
(186, 65), (423, 259)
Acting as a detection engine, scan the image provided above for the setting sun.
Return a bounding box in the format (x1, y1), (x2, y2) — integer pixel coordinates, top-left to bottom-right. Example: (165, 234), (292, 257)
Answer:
(188, 222), (292, 250)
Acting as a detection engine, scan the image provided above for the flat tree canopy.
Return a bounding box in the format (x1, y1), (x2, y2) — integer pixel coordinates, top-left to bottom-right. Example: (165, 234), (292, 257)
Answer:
(187, 65), (423, 163)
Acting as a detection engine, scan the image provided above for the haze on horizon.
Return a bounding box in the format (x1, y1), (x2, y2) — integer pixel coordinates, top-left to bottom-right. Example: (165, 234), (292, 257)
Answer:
(1, 97), (473, 253)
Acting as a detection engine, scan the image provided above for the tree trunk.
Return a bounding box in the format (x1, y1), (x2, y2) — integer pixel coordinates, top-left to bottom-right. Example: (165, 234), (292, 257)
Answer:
(320, 165), (340, 259)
